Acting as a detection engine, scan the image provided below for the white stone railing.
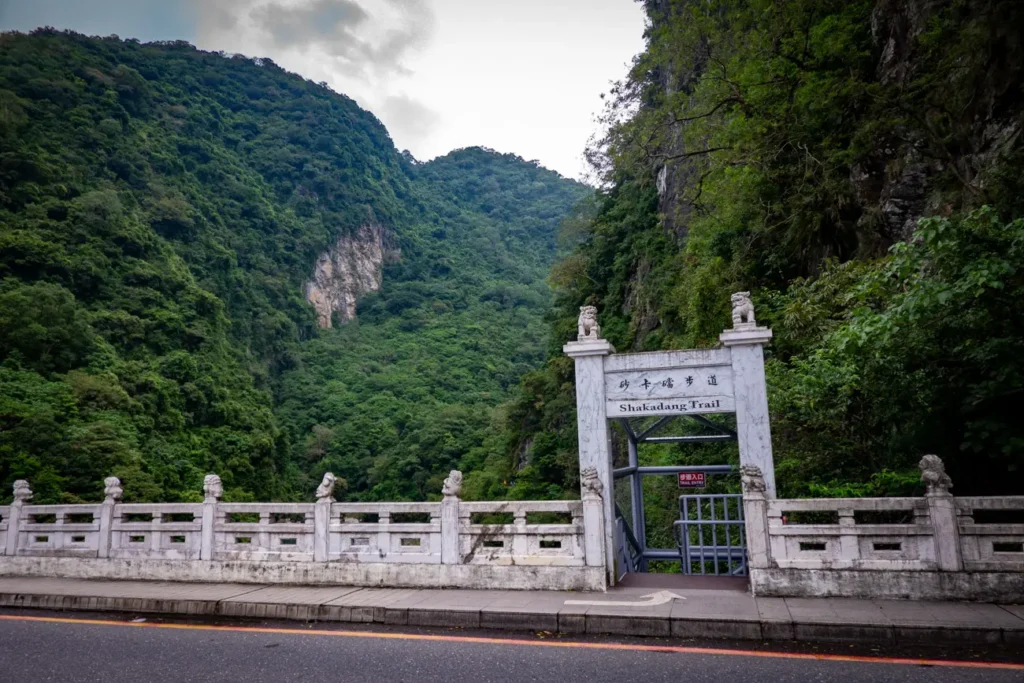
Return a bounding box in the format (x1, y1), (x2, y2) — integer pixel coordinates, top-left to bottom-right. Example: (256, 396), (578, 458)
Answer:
(112, 503), (203, 561)
(0, 471), (607, 590)
(741, 458), (1024, 600)
(16, 504), (104, 558)
(762, 497), (935, 571)
(957, 496), (1024, 571)
(458, 501), (585, 566)
(215, 503), (316, 562)
(329, 502), (441, 564)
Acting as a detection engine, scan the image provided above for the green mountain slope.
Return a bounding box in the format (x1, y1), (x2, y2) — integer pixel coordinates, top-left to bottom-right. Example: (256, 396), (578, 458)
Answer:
(0, 30), (586, 503)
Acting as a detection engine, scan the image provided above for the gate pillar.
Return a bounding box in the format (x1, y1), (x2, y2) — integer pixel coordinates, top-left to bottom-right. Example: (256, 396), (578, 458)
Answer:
(720, 293), (776, 496)
(564, 307), (616, 584)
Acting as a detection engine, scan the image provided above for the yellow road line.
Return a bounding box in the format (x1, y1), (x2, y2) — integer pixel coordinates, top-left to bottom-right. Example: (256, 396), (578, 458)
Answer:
(0, 613), (1021, 671)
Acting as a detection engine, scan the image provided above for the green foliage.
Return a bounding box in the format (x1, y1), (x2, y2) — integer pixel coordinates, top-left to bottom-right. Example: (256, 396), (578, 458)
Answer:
(771, 208), (1024, 494)
(0, 30), (586, 502)
(501, 0), (1024, 506)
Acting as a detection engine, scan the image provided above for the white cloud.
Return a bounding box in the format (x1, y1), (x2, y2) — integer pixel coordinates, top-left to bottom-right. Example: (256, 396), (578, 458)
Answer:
(379, 93), (442, 147)
(188, 0), (440, 151)
(16, 0), (646, 179)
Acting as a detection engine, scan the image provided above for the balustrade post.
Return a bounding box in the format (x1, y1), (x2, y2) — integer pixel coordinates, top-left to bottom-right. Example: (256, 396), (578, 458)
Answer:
(97, 476), (123, 559)
(440, 470), (461, 564)
(739, 466), (771, 570)
(5, 480), (32, 556)
(511, 510), (528, 557)
(837, 507), (857, 564)
(919, 456), (963, 571)
(313, 501), (331, 562)
(580, 468), (606, 568)
(200, 474), (222, 561)
(377, 510), (392, 556)
(313, 472), (336, 562)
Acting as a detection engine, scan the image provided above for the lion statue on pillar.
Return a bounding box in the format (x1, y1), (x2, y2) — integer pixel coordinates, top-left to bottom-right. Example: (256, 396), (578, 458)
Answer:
(12, 480), (32, 504)
(203, 474), (223, 501)
(577, 305), (601, 340)
(580, 466), (602, 499)
(731, 292), (756, 328)
(442, 470), (463, 498)
(103, 476), (123, 504)
(315, 472), (337, 502)
(919, 454), (952, 495)
(740, 465), (766, 494)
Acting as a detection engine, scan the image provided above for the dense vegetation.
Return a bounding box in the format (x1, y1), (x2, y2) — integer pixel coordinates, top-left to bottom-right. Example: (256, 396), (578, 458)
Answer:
(0, 30), (586, 503)
(501, 0), (1024, 522)
(4, 0), (1023, 527)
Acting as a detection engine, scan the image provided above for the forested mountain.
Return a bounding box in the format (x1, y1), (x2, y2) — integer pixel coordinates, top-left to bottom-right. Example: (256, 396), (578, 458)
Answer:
(0, 30), (586, 503)
(5, 2), (1023, 509)
(503, 0), (1024, 502)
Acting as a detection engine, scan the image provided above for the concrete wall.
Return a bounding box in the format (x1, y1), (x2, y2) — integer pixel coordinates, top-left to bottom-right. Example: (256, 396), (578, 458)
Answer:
(750, 568), (1024, 602)
(0, 556), (605, 592)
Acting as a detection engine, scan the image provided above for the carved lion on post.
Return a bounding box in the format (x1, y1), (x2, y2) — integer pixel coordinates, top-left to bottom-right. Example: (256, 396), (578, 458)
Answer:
(731, 292), (755, 328)
(577, 305), (601, 340)
(103, 476), (123, 504)
(12, 480), (32, 504)
(442, 470), (463, 498)
(203, 474), (223, 501)
(315, 472), (337, 501)
(919, 454), (952, 495)
(740, 465), (766, 494)
(580, 466), (602, 499)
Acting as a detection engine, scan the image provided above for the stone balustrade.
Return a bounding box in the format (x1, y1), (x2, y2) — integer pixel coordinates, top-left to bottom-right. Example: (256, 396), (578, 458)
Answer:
(957, 496), (1024, 571)
(741, 458), (1024, 601)
(764, 497), (935, 571)
(328, 502), (441, 564)
(111, 503), (203, 561)
(458, 501), (586, 566)
(0, 471), (606, 591)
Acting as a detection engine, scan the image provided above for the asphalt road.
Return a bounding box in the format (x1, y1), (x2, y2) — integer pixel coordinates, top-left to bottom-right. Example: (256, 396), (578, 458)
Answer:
(0, 613), (1021, 683)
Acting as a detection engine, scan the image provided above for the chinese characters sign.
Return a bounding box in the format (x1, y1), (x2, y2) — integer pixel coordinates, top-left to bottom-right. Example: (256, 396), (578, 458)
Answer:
(677, 472), (706, 489)
(604, 366), (734, 416)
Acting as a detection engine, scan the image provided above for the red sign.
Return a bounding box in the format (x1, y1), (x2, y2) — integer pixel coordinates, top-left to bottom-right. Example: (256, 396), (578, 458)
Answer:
(677, 472), (706, 488)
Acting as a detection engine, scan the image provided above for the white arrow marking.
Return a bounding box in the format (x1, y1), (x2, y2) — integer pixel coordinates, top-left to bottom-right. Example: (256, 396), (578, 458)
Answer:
(564, 590), (686, 607)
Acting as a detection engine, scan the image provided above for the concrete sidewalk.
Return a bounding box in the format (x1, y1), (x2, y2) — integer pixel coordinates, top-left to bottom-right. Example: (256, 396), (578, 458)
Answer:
(1, 577), (1022, 646)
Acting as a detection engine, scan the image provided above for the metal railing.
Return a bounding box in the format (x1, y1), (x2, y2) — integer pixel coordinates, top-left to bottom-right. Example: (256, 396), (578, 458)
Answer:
(674, 494), (747, 576)
(614, 504), (645, 578)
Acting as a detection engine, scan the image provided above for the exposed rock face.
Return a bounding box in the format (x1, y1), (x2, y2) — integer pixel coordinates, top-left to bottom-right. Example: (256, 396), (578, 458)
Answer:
(852, 0), (1024, 242)
(305, 223), (394, 328)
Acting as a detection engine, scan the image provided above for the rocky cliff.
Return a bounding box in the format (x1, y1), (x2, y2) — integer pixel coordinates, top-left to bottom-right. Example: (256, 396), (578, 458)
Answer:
(304, 223), (397, 328)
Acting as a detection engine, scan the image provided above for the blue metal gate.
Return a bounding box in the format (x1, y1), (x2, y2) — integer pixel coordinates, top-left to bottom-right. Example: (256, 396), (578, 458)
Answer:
(674, 494), (747, 576)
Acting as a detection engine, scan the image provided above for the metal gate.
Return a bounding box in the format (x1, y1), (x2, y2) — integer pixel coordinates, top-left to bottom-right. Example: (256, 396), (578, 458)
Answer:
(674, 494), (747, 576)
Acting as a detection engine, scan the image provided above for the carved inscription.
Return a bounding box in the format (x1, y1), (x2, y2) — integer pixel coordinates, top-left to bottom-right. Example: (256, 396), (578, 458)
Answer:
(605, 365), (735, 416)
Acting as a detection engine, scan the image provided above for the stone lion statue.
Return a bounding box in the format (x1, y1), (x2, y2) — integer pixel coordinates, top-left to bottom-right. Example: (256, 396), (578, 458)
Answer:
(731, 292), (755, 327)
(580, 466), (602, 498)
(919, 454), (952, 495)
(740, 465), (766, 494)
(577, 305), (601, 340)
(103, 476), (123, 504)
(203, 474), (223, 501)
(315, 472), (336, 501)
(442, 470), (463, 498)
(12, 479), (32, 504)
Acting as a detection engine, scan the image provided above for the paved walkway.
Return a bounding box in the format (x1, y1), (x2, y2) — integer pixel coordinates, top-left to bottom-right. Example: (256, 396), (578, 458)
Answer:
(0, 577), (1021, 646)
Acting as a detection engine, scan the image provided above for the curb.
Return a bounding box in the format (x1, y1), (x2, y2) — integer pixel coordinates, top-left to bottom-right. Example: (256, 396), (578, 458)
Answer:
(2, 591), (1021, 646)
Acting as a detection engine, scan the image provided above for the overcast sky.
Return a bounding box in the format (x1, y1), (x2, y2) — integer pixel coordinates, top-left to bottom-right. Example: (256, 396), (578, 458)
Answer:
(0, 0), (646, 179)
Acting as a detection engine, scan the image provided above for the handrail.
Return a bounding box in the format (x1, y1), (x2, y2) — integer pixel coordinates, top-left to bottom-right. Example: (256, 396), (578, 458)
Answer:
(614, 503), (644, 573)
